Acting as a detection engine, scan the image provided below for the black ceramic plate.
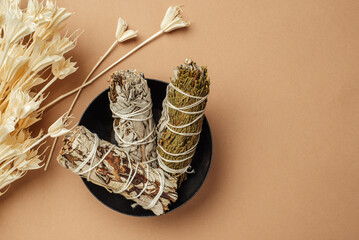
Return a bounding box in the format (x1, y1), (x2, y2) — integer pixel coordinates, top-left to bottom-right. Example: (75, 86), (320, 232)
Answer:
(79, 79), (212, 216)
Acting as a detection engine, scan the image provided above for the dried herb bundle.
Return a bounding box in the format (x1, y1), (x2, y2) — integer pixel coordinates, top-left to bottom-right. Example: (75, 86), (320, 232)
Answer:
(157, 59), (210, 184)
(57, 126), (178, 215)
(109, 70), (157, 168)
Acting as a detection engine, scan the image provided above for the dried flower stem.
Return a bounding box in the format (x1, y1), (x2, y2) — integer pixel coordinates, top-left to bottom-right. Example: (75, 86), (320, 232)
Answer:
(88, 30), (164, 87)
(39, 30), (164, 111)
(34, 76), (58, 100)
(23, 134), (50, 154)
(64, 40), (118, 114)
(40, 5), (190, 111)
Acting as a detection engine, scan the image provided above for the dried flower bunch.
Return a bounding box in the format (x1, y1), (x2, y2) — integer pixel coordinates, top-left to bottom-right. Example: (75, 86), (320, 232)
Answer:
(0, 0), (76, 195)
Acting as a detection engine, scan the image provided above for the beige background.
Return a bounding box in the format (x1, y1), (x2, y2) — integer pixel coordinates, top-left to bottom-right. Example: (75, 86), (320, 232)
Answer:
(1, 0), (359, 239)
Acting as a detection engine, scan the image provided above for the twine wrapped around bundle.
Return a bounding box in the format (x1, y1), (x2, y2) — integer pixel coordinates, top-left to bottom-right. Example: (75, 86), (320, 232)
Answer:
(109, 70), (157, 168)
(57, 126), (178, 215)
(156, 59), (210, 185)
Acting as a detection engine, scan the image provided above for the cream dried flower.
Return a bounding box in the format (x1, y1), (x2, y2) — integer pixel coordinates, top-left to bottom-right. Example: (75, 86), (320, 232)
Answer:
(160, 6), (190, 32)
(34, 3), (72, 40)
(52, 57), (78, 79)
(0, 116), (17, 141)
(8, 89), (42, 119)
(0, 112), (70, 193)
(116, 17), (138, 42)
(24, 0), (53, 26)
(49, 31), (79, 55)
(47, 114), (71, 138)
(30, 54), (63, 74)
(3, 12), (37, 44)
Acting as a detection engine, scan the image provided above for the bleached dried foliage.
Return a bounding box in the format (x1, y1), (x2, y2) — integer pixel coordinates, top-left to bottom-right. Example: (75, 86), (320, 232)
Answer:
(0, 0), (76, 195)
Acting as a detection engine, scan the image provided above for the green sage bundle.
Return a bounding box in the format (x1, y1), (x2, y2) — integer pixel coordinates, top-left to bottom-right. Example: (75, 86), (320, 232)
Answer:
(109, 70), (157, 168)
(156, 59), (210, 184)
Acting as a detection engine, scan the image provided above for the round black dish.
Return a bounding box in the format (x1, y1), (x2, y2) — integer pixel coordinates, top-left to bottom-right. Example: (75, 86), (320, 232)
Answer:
(79, 78), (212, 217)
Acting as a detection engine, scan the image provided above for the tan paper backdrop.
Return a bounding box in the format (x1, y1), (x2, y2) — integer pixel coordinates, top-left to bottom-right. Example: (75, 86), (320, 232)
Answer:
(1, 0), (359, 239)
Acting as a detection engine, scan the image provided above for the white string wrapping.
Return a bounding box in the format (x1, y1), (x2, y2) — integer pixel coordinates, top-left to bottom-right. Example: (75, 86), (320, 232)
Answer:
(71, 132), (163, 208)
(143, 168), (165, 209)
(114, 151), (165, 209)
(128, 163), (149, 199)
(73, 134), (115, 182)
(113, 122), (156, 146)
(110, 102), (156, 148)
(73, 134), (99, 174)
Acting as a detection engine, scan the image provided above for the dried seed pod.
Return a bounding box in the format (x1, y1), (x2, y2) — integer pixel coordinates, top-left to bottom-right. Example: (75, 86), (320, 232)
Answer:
(156, 59), (210, 185)
(109, 70), (158, 168)
(57, 126), (177, 215)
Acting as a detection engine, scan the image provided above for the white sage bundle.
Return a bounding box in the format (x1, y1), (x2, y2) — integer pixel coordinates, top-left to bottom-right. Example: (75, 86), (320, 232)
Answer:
(109, 70), (157, 168)
(57, 126), (177, 215)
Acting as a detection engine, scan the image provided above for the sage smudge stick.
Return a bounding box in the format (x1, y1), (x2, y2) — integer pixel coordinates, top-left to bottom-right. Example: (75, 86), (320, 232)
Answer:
(156, 59), (210, 185)
(109, 70), (158, 168)
(57, 126), (178, 215)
